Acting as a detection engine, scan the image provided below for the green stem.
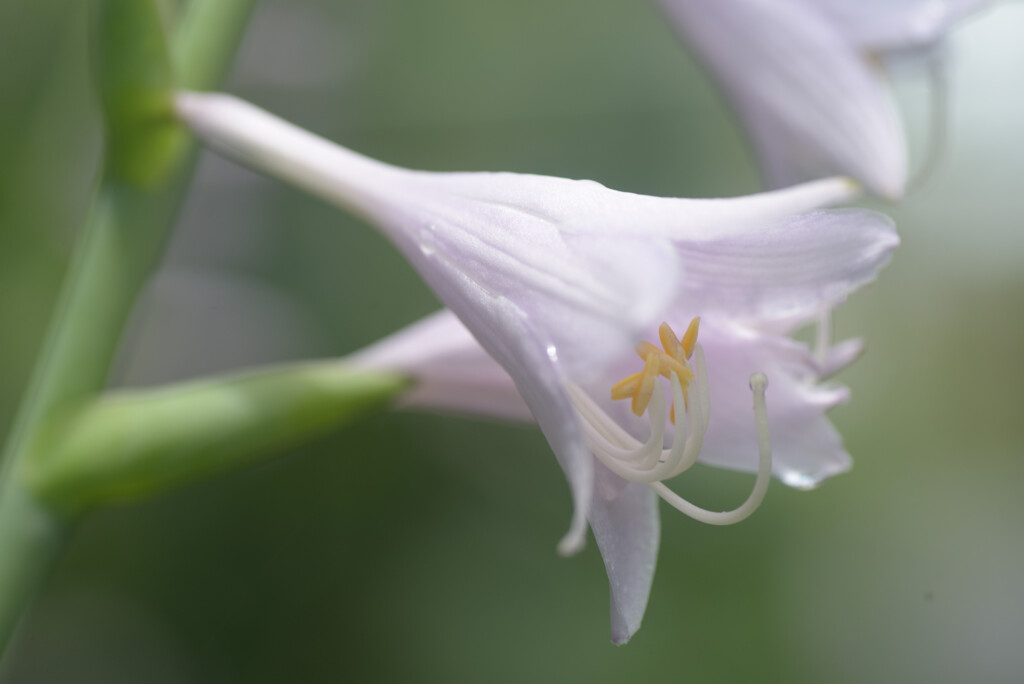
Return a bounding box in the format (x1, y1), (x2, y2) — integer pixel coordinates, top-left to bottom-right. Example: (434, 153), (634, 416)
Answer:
(174, 0), (259, 91)
(1, 182), (182, 483)
(0, 0), (258, 661)
(0, 0), (261, 490)
(0, 483), (67, 653)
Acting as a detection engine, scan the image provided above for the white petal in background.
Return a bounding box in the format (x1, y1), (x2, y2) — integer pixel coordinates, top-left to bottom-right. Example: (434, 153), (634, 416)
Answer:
(813, 0), (996, 51)
(657, 0), (907, 198)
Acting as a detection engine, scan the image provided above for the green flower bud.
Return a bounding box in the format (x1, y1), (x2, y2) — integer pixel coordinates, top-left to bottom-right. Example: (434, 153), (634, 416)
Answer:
(24, 363), (410, 513)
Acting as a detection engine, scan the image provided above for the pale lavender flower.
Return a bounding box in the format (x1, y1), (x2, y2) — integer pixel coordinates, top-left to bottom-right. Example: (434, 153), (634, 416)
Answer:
(657, 0), (995, 199)
(349, 307), (865, 641)
(176, 92), (897, 642)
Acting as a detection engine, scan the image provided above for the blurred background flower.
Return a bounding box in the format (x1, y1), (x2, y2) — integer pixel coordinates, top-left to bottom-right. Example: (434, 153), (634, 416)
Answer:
(656, 0), (995, 199)
(1, 0), (1022, 682)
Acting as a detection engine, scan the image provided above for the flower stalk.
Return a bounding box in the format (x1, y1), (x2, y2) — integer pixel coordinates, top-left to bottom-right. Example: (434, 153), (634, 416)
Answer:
(0, 0), (258, 660)
(0, 485), (66, 652)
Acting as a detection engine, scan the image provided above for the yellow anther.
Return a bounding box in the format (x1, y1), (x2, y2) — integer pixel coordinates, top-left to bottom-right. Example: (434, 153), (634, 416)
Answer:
(635, 342), (694, 383)
(632, 354), (660, 417)
(681, 317), (700, 359)
(610, 372), (642, 401)
(612, 319), (702, 419)
(659, 322), (687, 364)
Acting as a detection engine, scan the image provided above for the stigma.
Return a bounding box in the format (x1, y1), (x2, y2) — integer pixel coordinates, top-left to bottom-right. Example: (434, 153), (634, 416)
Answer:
(567, 318), (774, 526)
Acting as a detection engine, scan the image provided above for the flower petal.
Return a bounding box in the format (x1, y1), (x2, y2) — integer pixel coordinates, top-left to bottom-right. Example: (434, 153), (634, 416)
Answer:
(589, 463), (660, 645)
(813, 0), (996, 51)
(658, 0), (908, 198)
(385, 171), (683, 379)
(819, 337), (865, 378)
(674, 208), (898, 326)
(347, 309), (531, 422)
(696, 322), (852, 488)
(176, 94), (881, 367)
(455, 294), (596, 556)
(350, 303), (592, 554)
(176, 93), (676, 369)
(356, 312), (660, 637)
(584, 318), (852, 488)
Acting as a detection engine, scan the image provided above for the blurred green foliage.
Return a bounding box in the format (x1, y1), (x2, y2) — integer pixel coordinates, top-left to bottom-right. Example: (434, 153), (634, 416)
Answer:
(2, 1), (1023, 682)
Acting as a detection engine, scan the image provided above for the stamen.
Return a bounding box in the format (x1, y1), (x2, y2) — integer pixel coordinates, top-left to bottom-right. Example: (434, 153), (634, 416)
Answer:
(610, 372), (642, 401)
(650, 373), (772, 525)
(681, 317), (700, 359)
(574, 353), (708, 484)
(635, 342), (693, 383)
(659, 322), (687, 364)
(570, 384), (666, 466)
(576, 370), (687, 481)
(632, 353), (661, 416)
(618, 319), (701, 422)
(572, 320), (773, 529)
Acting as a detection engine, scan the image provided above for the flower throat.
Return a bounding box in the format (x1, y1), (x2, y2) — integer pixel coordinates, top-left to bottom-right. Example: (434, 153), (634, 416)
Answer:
(568, 318), (773, 525)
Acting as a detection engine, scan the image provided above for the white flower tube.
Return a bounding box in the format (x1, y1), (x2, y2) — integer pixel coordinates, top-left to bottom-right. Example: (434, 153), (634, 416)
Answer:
(176, 92), (898, 643)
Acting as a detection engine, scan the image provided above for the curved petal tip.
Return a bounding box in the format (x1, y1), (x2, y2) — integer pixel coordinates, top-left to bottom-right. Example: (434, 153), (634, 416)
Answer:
(556, 507), (588, 557)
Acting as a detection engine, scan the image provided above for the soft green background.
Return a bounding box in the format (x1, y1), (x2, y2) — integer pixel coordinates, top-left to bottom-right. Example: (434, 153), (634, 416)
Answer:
(2, 1), (1023, 682)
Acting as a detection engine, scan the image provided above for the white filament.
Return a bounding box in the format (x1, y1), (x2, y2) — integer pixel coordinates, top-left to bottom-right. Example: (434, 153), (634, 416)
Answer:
(651, 372), (772, 525)
(569, 344), (773, 525)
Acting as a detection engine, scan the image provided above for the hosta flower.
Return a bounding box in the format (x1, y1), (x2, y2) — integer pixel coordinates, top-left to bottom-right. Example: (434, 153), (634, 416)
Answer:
(176, 92), (898, 642)
(349, 307), (867, 641)
(657, 0), (995, 199)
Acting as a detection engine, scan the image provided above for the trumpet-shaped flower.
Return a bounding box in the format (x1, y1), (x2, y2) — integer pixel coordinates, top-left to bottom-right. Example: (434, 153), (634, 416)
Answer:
(657, 0), (994, 199)
(176, 92), (898, 642)
(349, 307), (865, 641)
